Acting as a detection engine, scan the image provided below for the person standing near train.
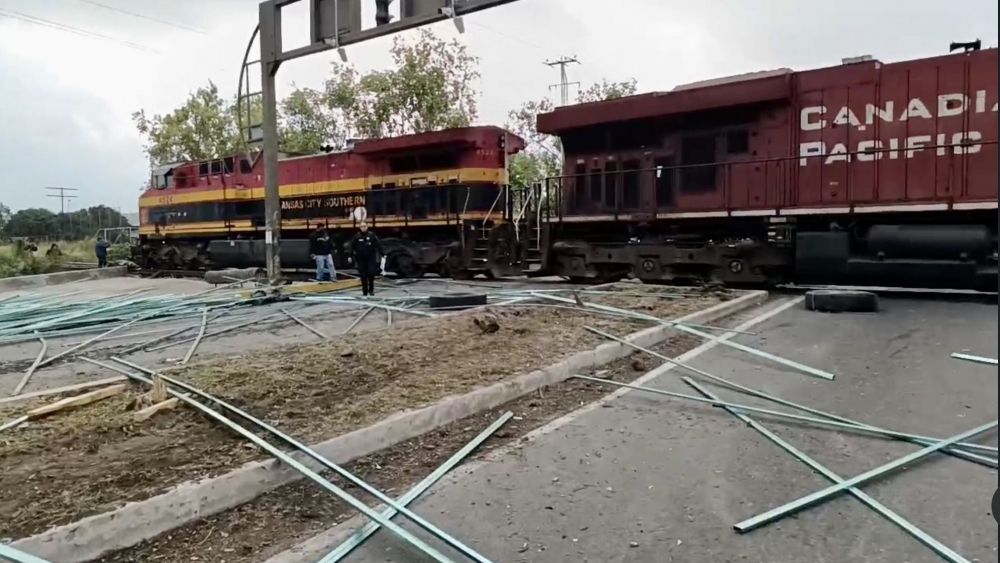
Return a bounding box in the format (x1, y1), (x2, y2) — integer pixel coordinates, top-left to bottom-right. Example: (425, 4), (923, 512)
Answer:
(309, 226), (335, 282)
(351, 222), (384, 297)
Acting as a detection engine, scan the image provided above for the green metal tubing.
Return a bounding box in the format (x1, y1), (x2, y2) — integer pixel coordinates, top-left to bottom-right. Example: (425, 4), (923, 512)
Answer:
(734, 419), (998, 533)
(292, 297), (437, 318)
(684, 377), (971, 563)
(181, 309), (210, 365)
(570, 375), (998, 468)
(0, 544), (53, 563)
(343, 306), (375, 334)
(11, 334), (46, 396)
(586, 326), (998, 462)
(81, 358), (456, 563)
(320, 411), (514, 563)
(0, 415), (27, 433)
(535, 292), (836, 380)
(145, 310), (285, 352)
(951, 352), (998, 366)
(281, 308), (327, 339)
(111, 357), (494, 563)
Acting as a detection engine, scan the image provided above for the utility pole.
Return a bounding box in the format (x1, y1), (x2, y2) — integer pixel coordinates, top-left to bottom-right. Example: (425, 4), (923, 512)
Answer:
(45, 187), (78, 215)
(260, 2), (282, 283)
(545, 56), (580, 106)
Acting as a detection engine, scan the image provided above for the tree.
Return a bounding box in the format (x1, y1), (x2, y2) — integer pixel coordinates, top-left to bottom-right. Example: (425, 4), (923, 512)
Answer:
(505, 78), (639, 190)
(132, 81), (239, 166)
(2, 208), (57, 239)
(324, 29), (479, 139)
(577, 78), (638, 103)
(0, 203), (10, 233)
(280, 86), (341, 154)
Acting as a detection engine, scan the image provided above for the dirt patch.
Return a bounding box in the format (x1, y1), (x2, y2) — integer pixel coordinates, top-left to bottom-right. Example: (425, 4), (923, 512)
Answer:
(95, 333), (705, 563)
(0, 292), (725, 540)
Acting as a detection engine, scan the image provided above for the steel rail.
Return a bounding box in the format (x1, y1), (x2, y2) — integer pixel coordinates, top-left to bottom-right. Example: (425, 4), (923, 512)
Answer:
(80, 358), (457, 563)
(110, 357), (494, 563)
(571, 375), (998, 467)
(535, 292), (835, 380)
(734, 419), (998, 533)
(586, 326), (998, 462)
(685, 377), (971, 563)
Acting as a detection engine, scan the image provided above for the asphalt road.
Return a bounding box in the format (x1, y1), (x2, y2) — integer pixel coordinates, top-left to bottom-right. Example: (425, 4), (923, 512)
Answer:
(346, 295), (999, 563)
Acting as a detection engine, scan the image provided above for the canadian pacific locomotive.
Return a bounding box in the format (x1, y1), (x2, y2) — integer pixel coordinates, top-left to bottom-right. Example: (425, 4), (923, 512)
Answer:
(138, 47), (998, 289)
(534, 46), (998, 290)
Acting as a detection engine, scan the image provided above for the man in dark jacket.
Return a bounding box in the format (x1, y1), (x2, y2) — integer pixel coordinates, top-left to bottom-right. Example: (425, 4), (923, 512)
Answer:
(351, 222), (384, 296)
(95, 237), (110, 268)
(308, 227), (335, 281)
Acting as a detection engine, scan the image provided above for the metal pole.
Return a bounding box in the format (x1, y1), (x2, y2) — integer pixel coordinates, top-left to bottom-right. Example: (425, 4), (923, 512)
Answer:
(570, 375), (998, 467)
(260, 2), (282, 283)
(112, 357), (494, 563)
(585, 326), (997, 462)
(684, 377), (971, 563)
(321, 411), (515, 562)
(950, 352), (998, 366)
(0, 544), (52, 563)
(734, 419), (997, 533)
(83, 358), (456, 563)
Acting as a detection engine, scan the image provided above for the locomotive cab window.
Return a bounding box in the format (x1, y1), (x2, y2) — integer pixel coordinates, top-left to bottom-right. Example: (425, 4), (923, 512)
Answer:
(680, 135), (717, 194)
(726, 129), (750, 154)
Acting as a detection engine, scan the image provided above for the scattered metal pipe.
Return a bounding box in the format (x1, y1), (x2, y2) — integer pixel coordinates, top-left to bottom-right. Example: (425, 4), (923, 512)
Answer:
(571, 374), (998, 467)
(321, 411), (514, 562)
(0, 415), (28, 433)
(734, 419), (998, 533)
(386, 308), (392, 327)
(12, 333), (47, 396)
(586, 326), (998, 462)
(343, 306), (375, 335)
(951, 352), (998, 366)
(684, 377), (972, 563)
(536, 293), (835, 380)
(83, 357), (456, 563)
(145, 310), (284, 352)
(181, 309), (210, 365)
(0, 543), (53, 563)
(112, 358), (495, 563)
(281, 308), (327, 339)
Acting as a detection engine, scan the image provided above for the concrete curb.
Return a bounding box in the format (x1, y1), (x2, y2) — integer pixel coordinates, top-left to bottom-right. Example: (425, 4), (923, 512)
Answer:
(0, 267), (127, 292)
(12, 290), (766, 562)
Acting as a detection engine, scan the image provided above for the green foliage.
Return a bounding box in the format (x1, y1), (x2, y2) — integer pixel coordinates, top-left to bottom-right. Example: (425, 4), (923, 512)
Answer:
(324, 30), (479, 140)
(0, 203), (10, 233)
(280, 86), (341, 155)
(577, 78), (638, 103)
(134, 30), (480, 161)
(132, 81), (239, 166)
(2, 206), (131, 240)
(505, 78), (639, 191)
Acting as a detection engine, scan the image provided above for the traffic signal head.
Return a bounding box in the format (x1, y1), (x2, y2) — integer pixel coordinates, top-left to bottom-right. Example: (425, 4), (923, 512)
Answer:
(376, 0), (394, 25)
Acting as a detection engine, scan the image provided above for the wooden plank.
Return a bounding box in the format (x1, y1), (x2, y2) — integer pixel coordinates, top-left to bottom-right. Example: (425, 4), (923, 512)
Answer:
(0, 376), (128, 406)
(26, 384), (128, 419)
(133, 398), (180, 422)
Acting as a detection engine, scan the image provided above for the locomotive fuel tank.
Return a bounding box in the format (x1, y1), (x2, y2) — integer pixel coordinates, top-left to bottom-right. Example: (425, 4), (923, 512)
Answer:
(865, 225), (994, 261)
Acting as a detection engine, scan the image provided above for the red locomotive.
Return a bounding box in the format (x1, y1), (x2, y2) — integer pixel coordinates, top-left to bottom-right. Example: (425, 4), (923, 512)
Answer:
(534, 46), (998, 289)
(138, 126), (528, 278)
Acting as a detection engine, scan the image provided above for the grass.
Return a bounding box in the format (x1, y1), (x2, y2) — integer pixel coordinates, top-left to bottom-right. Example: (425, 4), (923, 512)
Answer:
(0, 240), (132, 279)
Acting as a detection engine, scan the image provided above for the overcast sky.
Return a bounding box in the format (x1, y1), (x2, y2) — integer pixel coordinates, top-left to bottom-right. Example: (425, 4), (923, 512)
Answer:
(0, 0), (996, 213)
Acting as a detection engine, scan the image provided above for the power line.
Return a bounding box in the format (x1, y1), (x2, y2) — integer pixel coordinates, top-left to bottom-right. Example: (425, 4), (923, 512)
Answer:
(76, 0), (206, 34)
(545, 56), (580, 106)
(45, 187), (78, 215)
(468, 21), (547, 54)
(0, 8), (159, 53)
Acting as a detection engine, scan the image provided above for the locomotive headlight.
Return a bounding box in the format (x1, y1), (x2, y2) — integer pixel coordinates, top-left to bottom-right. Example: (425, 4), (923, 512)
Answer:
(728, 260), (743, 274)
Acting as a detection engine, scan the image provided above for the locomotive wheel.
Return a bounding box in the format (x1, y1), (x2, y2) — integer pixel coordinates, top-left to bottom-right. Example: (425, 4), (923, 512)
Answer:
(389, 252), (423, 279)
(804, 290), (879, 313)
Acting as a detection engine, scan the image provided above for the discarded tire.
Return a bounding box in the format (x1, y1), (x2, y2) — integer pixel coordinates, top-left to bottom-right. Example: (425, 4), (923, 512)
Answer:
(804, 290), (879, 313)
(428, 293), (488, 309)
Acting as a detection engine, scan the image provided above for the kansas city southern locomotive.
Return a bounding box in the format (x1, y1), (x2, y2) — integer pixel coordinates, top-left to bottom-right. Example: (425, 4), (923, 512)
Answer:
(138, 47), (998, 289)
(137, 126), (533, 279)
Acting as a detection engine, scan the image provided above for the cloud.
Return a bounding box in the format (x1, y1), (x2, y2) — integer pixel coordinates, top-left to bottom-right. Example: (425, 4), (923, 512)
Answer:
(0, 0), (996, 214)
